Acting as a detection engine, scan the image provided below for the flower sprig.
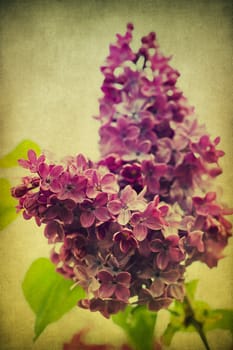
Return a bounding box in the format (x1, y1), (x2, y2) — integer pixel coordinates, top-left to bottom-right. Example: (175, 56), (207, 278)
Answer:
(12, 24), (232, 322)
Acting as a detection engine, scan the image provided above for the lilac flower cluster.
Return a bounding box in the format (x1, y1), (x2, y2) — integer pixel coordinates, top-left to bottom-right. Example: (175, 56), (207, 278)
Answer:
(12, 24), (232, 318)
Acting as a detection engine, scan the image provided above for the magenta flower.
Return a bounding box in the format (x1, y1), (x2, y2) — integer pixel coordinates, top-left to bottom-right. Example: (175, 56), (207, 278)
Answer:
(57, 172), (87, 202)
(120, 163), (142, 185)
(191, 135), (225, 163)
(108, 185), (147, 225)
(42, 196), (76, 224)
(63, 328), (118, 350)
(141, 160), (168, 194)
(80, 193), (110, 228)
(18, 149), (45, 173)
(73, 264), (100, 294)
(167, 283), (185, 301)
(141, 267), (181, 300)
(113, 228), (138, 253)
(99, 117), (140, 156)
(138, 114), (157, 145)
(130, 196), (169, 241)
(186, 230), (205, 253)
(106, 42), (135, 68)
(11, 176), (40, 198)
(66, 153), (90, 175)
(80, 297), (126, 319)
(86, 169), (119, 198)
(98, 154), (123, 173)
(39, 163), (64, 192)
(21, 191), (47, 225)
(44, 220), (64, 244)
(155, 136), (187, 165)
(103, 23), (135, 71)
(97, 270), (131, 302)
(174, 152), (204, 189)
(192, 192), (233, 217)
(151, 235), (185, 270)
(141, 284), (173, 311)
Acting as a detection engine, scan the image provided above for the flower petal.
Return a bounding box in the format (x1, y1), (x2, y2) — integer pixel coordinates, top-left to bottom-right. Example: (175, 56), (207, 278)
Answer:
(107, 200), (122, 215)
(50, 165), (64, 177)
(117, 209), (131, 225)
(129, 199), (147, 211)
(80, 211), (95, 228)
(150, 279), (164, 297)
(99, 284), (116, 298)
(156, 252), (169, 270)
(98, 270), (113, 283)
(38, 163), (49, 177)
(28, 149), (37, 163)
(115, 285), (130, 302)
(150, 239), (163, 252)
(168, 284), (184, 301)
(133, 223), (148, 241)
(160, 269), (180, 283)
(94, 207), (110, 222)
(121, 185), (137, 204)
(116, 272), (131, 286)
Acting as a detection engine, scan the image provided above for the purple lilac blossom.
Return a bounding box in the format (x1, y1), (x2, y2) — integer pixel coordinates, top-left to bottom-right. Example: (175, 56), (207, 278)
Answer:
(12, 24), (232, 318)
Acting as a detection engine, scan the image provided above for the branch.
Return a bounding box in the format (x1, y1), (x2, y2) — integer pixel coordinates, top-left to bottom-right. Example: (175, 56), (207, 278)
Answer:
(184, 296), (211, 350)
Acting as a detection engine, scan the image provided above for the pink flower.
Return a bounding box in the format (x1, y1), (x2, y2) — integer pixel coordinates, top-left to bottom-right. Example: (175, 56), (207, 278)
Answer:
(97, 270), (131, 302)
(174, 152), (204, 189)
(103, 24), (135, 71)
(80, 297), (126, 319)
(66, 153), (90, 175)
(120, 163), (142, 185)
(155, 137), (186, 165)
(80, 193), (110, 228)
(108, 185), (147, 225)
(192, 192), (232, 217)
(44, 220), (64, 244)
(39, 163), (64, 192)
(18, 149), (45, 173)
(86, 169), (119, 198)
(99, 117), (140, 156)
(57, 172), (87, 203)
(141, 286), (173, 312)
(113, 228), (138, 253)
(186, 230), (205, 253)
(191, 135), (225, 163)
(42, 196), (76, 224)
(151, 235), (185, 270)
(130, 196), (169, 241)
(141, 160), (168, 194)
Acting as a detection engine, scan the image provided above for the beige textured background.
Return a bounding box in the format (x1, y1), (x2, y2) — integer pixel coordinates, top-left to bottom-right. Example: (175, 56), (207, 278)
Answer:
(0, 1), (232, 349)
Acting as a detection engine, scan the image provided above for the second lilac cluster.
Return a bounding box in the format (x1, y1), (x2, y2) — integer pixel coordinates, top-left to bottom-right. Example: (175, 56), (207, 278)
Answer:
(97, 24), (224, 212)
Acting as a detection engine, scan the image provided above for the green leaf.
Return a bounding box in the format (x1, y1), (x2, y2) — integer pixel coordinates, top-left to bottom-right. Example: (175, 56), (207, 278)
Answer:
(204, 309), (233, 333)
(0, 178), (18, 230)
(112, 305), (157, 350)
(185, 279), (199, 300)
(22, 258), (85, 340)
(0, 139), (41, 168)
(162, 323), (180, 346)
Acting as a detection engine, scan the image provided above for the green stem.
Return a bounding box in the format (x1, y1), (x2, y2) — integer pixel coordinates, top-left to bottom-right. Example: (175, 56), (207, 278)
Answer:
(184, 296), (211, 350)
